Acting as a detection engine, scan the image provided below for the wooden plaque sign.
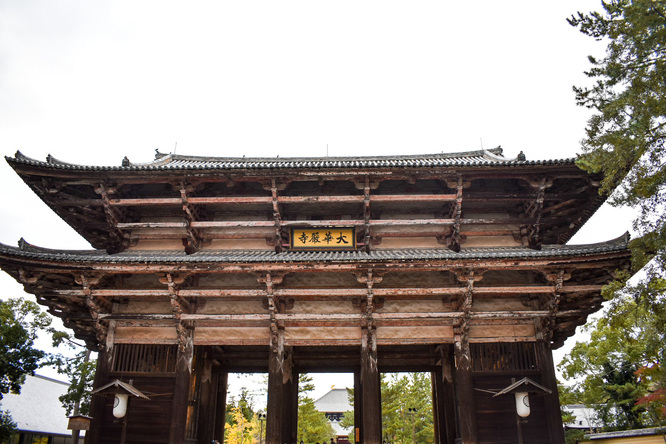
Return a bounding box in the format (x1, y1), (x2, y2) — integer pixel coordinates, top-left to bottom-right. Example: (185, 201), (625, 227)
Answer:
(290, 227), (356, 250)
(68, 415), (92, 431)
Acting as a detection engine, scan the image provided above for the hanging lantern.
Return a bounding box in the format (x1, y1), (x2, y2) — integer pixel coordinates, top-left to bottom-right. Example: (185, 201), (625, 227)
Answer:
(91, 379), (150, 419)
(514, 391), (530, 418)
(493, 377), (551, 418)
(113, 393), (130, 418)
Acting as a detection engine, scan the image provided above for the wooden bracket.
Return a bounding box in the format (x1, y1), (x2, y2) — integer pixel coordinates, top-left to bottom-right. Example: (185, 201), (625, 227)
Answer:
(94, 183), (129, 253)
(77, 273), (110, 349)
(178, 182), (208, 254)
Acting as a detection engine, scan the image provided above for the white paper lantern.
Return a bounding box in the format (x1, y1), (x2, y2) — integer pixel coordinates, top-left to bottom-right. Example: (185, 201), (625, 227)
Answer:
(515, 392), (530, 418)
(113, 393), (129, 418)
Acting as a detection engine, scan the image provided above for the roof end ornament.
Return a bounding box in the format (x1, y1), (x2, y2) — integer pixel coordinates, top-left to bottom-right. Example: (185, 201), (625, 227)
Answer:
(155, 148), (169, 160)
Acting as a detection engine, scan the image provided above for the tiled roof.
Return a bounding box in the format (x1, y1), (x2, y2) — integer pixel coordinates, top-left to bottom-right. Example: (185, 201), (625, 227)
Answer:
(7, 148), (576, 172)
(0, 234), (630, 265)
(315, 389), (352, 413)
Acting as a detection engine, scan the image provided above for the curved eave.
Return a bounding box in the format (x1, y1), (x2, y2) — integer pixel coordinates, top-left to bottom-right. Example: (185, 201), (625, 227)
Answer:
(6, 150), (577, 173)
(0, 234), (631, 267)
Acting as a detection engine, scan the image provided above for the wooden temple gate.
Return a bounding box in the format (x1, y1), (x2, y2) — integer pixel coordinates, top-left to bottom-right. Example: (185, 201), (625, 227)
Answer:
(0, 149), (631, 443)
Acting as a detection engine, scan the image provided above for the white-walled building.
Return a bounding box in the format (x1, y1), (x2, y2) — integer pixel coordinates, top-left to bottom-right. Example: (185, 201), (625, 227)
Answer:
(0, 374), (79, 444)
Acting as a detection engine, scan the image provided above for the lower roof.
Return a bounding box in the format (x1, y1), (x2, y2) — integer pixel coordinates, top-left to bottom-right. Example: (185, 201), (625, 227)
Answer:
(0, 233), (630, 265)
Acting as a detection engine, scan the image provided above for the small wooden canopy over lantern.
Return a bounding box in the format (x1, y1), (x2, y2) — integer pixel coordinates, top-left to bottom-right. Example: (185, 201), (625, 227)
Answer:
(67, 415), (92, 431)
(492, 377), (552, 418)
(91, 379), (150, 419)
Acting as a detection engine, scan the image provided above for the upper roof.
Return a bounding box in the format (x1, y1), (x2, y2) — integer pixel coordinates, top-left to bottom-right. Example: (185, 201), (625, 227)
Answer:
(7, 147), (573, 171)
(5, 147), (605, 254)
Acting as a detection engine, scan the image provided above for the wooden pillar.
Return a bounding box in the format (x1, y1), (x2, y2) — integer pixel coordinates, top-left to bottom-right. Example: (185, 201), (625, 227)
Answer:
(213, 370), (229, 442)
(85, 348), (112, 444)
(197, 350), (216, 444)
(85, 321), (115, 444)
(454, 335), (477, 444)
(432, 371), (442, 444)
(169, 330), (194, 444)
(354, 371), (363, 444)
(537, 341), (565, 444)
(284, 369), (299, 444)
(432, 347), (456, 444)
(433, 346), (457, 444)
(267, 331), (294, 444)
(360, 327), (381, 444)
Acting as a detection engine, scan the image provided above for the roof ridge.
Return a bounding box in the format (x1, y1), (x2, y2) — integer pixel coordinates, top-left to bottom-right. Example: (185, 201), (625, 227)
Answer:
(6, 148), (578, 170)
(163, 148), (504, 163)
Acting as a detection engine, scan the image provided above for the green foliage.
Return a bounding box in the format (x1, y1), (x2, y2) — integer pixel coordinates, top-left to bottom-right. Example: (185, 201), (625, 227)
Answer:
(338, 374), (434, 443)
(559, 297), (661, 430)
(339, 387), (355, 432)
(0, 297), (51, 399)
(48, 348), (96, 416)
(298, 374), (334, 444)
(564, 428), (586, 444)
(381, 373), (434, 444)
(566, 0), (666, 429)
(0, 410), (18, 441)
(226, 387), (256, 427)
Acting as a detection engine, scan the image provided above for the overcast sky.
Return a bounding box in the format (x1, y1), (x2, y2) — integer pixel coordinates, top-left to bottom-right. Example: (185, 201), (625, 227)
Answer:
(0, 1), (635, 401)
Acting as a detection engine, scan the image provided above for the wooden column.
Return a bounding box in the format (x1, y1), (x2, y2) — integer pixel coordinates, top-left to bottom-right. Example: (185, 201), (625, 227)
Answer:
(454, 334), (477, 444)
(432, 370), (442, 444)
(267, 332), (294, 444)
(197, 350), (216, 444)
(433, 346), (456, 444)
(285, 369), (299, 444)
(354, 371), (363, 444)
(85, 321), (115, 444)
(537, 341), (565, 444)
(213, 370), (229, 442)
(169, 329), (194, 444)
(267, 340), (285, 444)
(360, 327), (382, 444)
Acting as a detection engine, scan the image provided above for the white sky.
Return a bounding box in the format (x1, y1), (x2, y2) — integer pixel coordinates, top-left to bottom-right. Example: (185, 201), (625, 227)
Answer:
(0, 1), (636, 403)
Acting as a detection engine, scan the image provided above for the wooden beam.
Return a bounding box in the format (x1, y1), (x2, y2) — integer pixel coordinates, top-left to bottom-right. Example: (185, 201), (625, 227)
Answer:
(105, 194), (459, 207)
(53, 191), (587, 208)
(114, 216), (564, 230)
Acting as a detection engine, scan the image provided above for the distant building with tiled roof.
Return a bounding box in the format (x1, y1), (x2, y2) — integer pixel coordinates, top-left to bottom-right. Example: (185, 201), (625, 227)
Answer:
(314, 388), (353, 443)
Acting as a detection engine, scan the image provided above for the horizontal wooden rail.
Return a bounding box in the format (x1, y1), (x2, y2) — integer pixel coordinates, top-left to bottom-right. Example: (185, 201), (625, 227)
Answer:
(115, 217), (553, 230)
(97, 309), (583, 322)
(52, 284), (602, 298)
